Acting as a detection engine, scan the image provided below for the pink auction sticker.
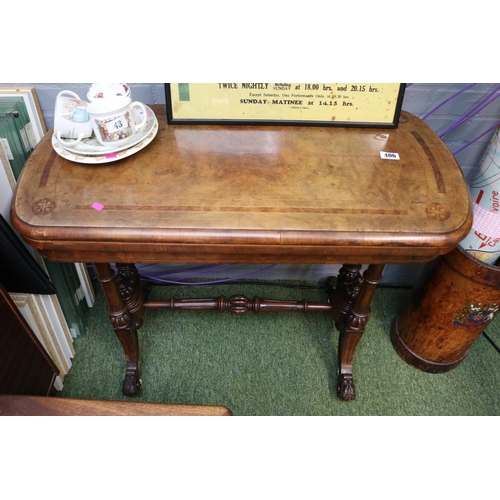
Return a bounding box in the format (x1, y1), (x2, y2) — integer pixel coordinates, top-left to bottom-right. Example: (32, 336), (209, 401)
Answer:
(105, 154), (117, 159)
(92, 202), (104, 211)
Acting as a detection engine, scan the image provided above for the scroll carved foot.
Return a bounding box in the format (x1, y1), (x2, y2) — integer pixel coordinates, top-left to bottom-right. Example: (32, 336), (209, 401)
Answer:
(122, 372), (142, 397)
(337, 374), (356, 401)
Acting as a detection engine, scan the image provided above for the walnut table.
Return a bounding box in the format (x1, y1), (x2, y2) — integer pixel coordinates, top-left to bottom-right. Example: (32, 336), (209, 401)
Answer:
(11, 106), (472, 401)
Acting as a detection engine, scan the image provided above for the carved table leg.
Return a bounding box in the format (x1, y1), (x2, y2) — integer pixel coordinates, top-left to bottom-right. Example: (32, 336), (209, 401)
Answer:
(337, 264), (385, 401)
(327, 264), (362, 330)
(94, 263), (142, 397)
(115, 263), (145, 331)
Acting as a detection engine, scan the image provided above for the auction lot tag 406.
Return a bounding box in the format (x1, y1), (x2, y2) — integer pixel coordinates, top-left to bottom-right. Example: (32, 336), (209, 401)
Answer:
(380, 151), (400, 160)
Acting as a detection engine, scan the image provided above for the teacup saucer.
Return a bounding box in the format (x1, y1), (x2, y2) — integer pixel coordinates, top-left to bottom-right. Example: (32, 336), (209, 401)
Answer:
(51, 117), (158, 164)
(54, 104), (156, 156)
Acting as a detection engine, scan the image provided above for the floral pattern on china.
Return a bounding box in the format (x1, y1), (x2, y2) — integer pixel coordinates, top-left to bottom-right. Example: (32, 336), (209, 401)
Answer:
(87, 83), (131, 101)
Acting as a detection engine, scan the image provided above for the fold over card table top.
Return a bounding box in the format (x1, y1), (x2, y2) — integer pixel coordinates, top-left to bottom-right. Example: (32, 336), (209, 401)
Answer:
(11, 107), (472, 266)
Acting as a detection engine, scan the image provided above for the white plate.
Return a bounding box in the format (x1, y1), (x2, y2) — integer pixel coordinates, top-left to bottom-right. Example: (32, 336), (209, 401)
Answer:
(54, 105), (156, 156)
(52, 117), (158, 164)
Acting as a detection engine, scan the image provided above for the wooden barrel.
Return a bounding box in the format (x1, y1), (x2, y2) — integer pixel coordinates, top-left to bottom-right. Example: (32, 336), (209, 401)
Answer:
(391, 245), (500, 373)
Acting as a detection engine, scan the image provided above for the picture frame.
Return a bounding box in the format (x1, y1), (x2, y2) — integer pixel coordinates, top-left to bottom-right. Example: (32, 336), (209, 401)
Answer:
(165, 83), (405, 128)
(0, 86), (47, 143)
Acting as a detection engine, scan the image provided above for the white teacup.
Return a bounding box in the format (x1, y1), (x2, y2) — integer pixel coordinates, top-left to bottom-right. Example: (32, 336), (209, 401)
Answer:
(54, 90), (93, 147)
(86, 96), (147, 148)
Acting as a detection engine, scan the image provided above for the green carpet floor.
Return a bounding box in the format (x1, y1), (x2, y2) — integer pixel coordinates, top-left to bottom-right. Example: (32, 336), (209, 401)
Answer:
(57, 280), (500, 415)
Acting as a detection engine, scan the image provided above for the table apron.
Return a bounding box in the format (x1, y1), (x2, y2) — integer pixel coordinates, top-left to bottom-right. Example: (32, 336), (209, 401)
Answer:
(31, 242), (454, 264)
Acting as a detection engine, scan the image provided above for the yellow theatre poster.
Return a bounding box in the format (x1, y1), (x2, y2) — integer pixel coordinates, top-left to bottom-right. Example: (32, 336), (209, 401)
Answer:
(165, 83), (405, 128)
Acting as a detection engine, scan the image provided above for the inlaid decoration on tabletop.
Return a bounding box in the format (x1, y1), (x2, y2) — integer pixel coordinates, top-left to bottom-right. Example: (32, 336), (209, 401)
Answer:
(426, 203), (451, 221)
(32, 198), (56, 215)
(411, 131), (446, 193)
